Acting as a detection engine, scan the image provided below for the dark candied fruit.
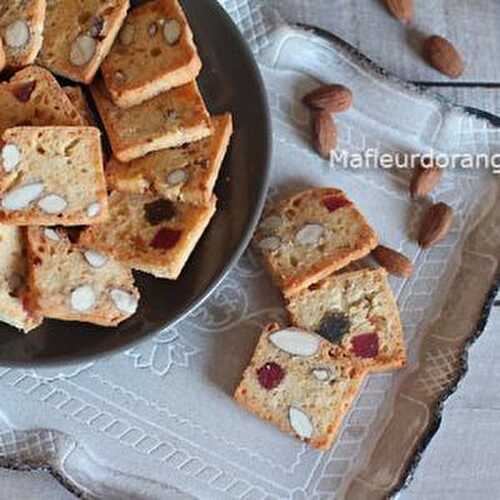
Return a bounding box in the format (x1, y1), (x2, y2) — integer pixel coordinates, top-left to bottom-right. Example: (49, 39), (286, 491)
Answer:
(88, 16), (104, 39)
(257, 362), (285, 390)
(351, 333), (379, 359)
(151, 228), (182, 250)
(323, 195), (351, 213)
(144, 199), (176, 225)
(318, 312), (351, 343)
(12, 81), (37, 103)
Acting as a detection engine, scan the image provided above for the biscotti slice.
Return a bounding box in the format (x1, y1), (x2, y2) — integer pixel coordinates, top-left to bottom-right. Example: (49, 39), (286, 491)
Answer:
(26, 227), (139, 326)
(106, 114), (232, 205)
(101, 0), (201, 108)
(286, 268), (406, 372)
(234, 323), (365, 451)
(254, 188), (378, 297)
(90, 77), (212, 162)
(0, 0), (46, 68)
(0, 66), (85, 132)
(37, 0), (129, 84)
(63, 86), (96, 126)
(0, 224), (42, 332)
(0, 127), (108, 225)
(0, 39), (5, 72)
(79, 191), (216, 279)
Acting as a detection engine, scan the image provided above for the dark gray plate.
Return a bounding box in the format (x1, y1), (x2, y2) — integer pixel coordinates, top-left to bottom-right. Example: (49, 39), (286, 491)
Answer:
(0, 0), (271, 365)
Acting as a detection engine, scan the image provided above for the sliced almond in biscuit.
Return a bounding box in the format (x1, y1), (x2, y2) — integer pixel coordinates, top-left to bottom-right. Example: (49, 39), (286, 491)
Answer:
(71, 285), (96, 312)
(110, 289), (138, 314)
(289, 407), (313, 439)
(163, 19), (182, 45)
(2, 182), (44, 211)
(38, 194), (68, 214)
(295, 223), (324, 246)
(167, 168), (188, 186)
(5, 20), (30, 48)
(86, 202), (101, 218)
(258, 236), (281, 252)
(312, 367), (335, 382)
(84, 250), (108, 268)
(70, 35), (96, 66)
(1, 144), (21, 172)
(269, 328), (320, 357)
(44, 228), (61, 242)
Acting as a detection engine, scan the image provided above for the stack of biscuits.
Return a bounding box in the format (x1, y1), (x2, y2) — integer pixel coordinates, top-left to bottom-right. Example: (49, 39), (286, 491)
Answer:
(234, 188), (407, 450)
(0, 0), (233, 331)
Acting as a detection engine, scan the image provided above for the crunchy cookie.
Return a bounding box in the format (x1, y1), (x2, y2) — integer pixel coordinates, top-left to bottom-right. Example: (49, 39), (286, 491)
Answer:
(79, 191), (216, 279)
(286, 268), (406, 371)
(0, 126), (108, 225)
(37, 0), (129, 84)
(0, 66), (85, 132)
(26, 226), (139, 326)
(101, 0), (202, 108)
(0, 0), (46, 68)
(0, 38), (5, 72)
(106, 113), (232, 205)
(0, 224), (42, 332)
(90, 77), (212, 162)
(234, 323), (365, 451)
(63, 86), (96, 126)
(254, 188), (378, 296)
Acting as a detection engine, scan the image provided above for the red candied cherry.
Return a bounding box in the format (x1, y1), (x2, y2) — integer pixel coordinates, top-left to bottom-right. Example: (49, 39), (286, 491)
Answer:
(323, 196), (351, 213)
(351, 333), (379, 359)
(151, 228), (182, 250)
(257, 362), (285, 390)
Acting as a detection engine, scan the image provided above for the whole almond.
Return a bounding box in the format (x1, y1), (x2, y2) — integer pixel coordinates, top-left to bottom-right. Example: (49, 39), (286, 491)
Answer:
(423, 35), (464, 79)
(303, 84), (353, 113)
(384, 0), (413, 24)
(372, 245), (413, 278)
(313, 111), (337, 159)
(410, 160), (443, 198)
(418, 202), (453, 248)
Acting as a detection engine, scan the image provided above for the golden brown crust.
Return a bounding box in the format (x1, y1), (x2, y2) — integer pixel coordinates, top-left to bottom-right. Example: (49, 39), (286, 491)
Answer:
(37, 0), (129, 84)
(79, 191), (216, 279)
(101, 0), (202, 108)
(0, 39), (5, 73)
(106, 114), (233, 205)
(234, 322), (366, 451)
(254, 187), (378, 297)
(286, 268), (406, 372)
(0, 0), (46, 68)
(90, 77), (212, 162)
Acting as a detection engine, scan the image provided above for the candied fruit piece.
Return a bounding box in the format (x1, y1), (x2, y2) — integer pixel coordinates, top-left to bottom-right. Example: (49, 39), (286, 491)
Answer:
(151, 228), (181, 250)
(323, 195), (351, 213)
(257, 362), (285, 390)
(144, 199), (176, 225)
(318, 312), (351, 343)
(351, 333), (379, 359)
(12, 81), (37, 103)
